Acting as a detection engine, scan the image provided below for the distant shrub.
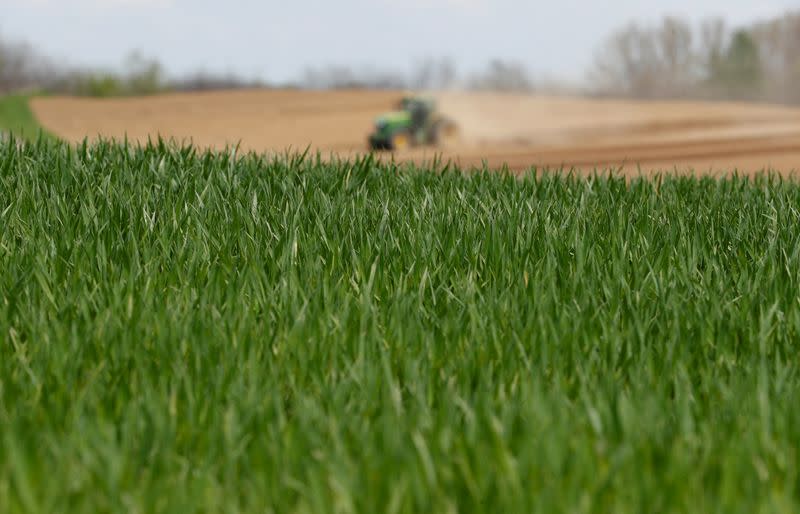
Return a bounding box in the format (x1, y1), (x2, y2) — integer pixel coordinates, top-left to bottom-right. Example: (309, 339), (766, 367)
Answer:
(76, 74), (125, 98)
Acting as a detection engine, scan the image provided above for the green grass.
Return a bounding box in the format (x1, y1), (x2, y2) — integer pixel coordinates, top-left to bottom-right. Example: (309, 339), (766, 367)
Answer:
(0, 94), (51, 142)
(3, 138), (800, 513)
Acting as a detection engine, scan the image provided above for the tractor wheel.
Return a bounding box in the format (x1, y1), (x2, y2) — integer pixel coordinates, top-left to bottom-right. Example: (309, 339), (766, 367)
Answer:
(390, 132), (410, 151)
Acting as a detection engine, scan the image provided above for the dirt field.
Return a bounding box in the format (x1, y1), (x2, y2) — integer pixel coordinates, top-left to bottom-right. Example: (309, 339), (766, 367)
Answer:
(31, 89), (800, 174)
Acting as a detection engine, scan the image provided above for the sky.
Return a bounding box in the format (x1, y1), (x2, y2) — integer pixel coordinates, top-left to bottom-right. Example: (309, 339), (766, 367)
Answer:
(2, 0), (798, 84)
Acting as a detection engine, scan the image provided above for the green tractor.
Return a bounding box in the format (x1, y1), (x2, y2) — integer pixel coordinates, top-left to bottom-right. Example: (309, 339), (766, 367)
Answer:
(368, 96), (458, 151)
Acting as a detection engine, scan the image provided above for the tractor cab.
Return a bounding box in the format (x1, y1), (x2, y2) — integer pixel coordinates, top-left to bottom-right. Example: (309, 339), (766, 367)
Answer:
(397, 96), (436, 130)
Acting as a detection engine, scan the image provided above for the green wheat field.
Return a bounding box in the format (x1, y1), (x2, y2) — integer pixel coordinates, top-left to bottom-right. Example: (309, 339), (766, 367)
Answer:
(2, 137), (800, 513)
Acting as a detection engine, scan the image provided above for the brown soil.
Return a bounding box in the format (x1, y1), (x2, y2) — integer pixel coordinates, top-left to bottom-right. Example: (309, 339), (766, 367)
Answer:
(31, 89), (800, 175)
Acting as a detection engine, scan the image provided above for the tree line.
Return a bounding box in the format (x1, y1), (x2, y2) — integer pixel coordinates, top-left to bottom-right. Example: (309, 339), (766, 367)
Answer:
(1, 10), (798, 103)
(0, 38), (266, 97)
(0, 39), (539, 96)
(591, 12), (800, 103)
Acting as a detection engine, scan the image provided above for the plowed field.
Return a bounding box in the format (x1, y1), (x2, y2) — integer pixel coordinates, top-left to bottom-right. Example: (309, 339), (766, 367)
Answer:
(31, 89), (800, 174)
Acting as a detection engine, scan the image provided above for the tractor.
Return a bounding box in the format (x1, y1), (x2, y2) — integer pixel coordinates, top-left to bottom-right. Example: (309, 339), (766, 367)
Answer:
(368, 96), (458, 151)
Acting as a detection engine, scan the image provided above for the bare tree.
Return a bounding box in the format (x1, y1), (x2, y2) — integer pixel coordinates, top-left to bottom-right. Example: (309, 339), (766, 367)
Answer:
(469, 59), (533, 92)
(657, 17), (696, 94)
(0, 35), (54, 93)
(123, 51), (164, 95)
(590, 23), (661, 97)
(591, 17), (699, 99)
(700, 18), (727, 73)
(411, 57), (458, 90)
(751, 12), (800, 103)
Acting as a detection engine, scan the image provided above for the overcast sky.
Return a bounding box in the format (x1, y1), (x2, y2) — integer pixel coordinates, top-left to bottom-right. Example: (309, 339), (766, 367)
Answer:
(2, 0), (798, 83)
